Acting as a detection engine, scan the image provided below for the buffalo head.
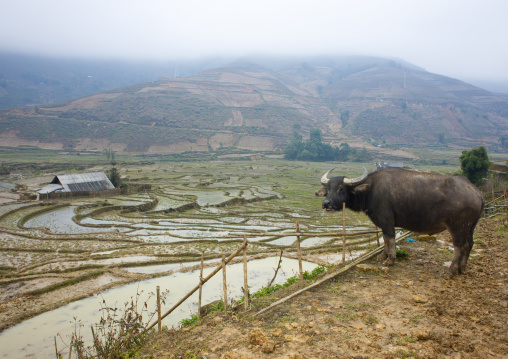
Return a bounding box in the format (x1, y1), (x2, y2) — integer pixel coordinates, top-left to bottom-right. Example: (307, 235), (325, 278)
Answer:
(317, 167), (369, 211)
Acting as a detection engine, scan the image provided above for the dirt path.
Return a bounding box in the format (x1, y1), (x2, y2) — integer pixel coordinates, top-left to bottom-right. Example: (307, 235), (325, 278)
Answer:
(139, 217), (508, 359)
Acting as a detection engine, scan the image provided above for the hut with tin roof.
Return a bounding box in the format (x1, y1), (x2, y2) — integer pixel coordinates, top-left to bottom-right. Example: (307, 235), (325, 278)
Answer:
(36, 172), (115, 195)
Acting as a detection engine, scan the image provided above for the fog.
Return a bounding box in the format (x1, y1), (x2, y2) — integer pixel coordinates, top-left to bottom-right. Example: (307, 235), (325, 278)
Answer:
(1, 0), (507, 84)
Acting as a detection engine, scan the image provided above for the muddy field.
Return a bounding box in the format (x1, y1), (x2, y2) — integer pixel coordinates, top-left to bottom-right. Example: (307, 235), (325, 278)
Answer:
(0, 161), (381, 354)
(138, 217), (508, 359)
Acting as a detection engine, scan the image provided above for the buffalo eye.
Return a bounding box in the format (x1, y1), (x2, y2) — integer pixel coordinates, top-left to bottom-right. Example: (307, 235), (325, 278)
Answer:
(336, 186), (344, 194)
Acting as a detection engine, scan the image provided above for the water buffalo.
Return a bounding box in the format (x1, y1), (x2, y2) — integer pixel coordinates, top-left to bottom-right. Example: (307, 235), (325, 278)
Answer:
(317, 167), (484, 275)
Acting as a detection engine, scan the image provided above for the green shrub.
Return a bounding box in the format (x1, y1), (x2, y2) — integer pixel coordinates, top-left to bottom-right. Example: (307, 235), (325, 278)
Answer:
(396, 248), (408, 260)
(459, 146), (491, 186)
(179, 314), (199, 328)
(251, 265), (328, 300)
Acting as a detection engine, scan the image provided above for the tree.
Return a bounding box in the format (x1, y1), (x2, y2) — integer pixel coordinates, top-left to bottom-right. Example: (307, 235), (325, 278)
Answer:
(340, 110), (350, 127)
(499, 135), (508, 149)
(283, 139), (303, 160)
(351, 147), (373, 162)
(337, 143), (351, 161)
(106, 150), (122, 188)
(108, 166), (122, 188)
(459, 146), (491, 186)
(309, 128), (323, 144)
(103, 147), (114, 162)
(283, 128), (362, 162)
(283, 127), (304, 160)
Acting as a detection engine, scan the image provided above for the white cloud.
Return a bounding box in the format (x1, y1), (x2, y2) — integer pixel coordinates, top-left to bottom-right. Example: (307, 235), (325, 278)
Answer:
(1, 0), (507, 81)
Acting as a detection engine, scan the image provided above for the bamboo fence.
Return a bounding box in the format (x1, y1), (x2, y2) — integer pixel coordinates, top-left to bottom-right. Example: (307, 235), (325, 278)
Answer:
(483, 193), (508, 219)
(63, 193), (506, 358)
(144, 193), (503, 332)
(144, 220), (393, 332)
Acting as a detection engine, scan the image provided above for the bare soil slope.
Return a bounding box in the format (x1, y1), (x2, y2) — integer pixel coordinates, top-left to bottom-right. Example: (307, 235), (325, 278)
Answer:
(139, 217), (508, 359)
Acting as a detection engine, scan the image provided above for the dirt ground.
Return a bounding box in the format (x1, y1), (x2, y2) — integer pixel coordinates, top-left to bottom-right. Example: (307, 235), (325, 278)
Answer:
(138, 217), (508, 359)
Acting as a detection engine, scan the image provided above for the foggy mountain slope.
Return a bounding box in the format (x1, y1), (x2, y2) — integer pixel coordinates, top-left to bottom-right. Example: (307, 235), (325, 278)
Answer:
(1, 55), (507, 154)
(0, 53), (232, 110)
(315, 60), (508, 147)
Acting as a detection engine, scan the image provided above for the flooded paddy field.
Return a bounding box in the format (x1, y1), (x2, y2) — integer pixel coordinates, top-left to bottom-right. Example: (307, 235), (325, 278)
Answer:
(0, 160), (380, 357)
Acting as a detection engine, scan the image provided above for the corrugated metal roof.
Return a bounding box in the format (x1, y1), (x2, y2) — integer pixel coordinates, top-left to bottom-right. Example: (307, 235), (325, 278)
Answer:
(49, 172), (115, 192)
(376, 161), (404, 169)
(35, 184), (64, 194)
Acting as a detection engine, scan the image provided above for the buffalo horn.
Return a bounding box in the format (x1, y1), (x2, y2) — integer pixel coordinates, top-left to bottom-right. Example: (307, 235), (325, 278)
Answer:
(320, 168), (334, 185)
(344, 167), (368, 185)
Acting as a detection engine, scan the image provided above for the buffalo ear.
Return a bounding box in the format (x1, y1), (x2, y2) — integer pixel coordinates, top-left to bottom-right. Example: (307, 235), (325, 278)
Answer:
(352, 184), (370, 194)
(315, 188), (328, 197)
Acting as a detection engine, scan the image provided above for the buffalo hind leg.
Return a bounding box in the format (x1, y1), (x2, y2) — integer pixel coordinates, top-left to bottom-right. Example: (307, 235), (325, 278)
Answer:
(448, 226), (473, 275)
(460, 221), (478, 273)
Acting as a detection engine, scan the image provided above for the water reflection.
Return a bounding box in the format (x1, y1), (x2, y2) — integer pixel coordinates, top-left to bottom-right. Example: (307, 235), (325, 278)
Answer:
(0, 257), (318, 359)
(24, 207), (128, 234)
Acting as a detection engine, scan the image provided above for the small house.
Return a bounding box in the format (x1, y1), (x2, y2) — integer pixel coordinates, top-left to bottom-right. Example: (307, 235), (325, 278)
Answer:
(376, 161), (404, 170)
(36, 172), (115, 194)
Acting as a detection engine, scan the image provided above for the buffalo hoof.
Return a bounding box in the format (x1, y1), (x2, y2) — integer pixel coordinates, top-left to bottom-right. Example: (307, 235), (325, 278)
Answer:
(383, 257), (395, 266)
(448, 263), (460, 276)
(459, 263), (468, 274)
(447, 269), (459, 277)
(377, 252), (388, 261)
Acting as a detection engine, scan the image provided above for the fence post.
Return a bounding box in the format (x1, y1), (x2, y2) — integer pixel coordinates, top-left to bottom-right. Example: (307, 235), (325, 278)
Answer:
(156, 286), (161, 331)
(342, 202), (346, 263)
(505, 190), (508, 222)
(243, 235), (249, 310)
(295, 221), (303, 281)
(198, 251), (204, 319)
(222, 251), (227, 314)
(54, 336), (58, 359)
(147, 241), (247, 331)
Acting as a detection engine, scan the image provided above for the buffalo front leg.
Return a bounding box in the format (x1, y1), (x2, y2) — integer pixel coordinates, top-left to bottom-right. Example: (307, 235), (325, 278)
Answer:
(379, 227), (396, 266)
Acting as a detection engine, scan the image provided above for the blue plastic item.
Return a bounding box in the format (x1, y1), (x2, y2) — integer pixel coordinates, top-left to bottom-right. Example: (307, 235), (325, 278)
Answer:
(407, 238), (419, 243)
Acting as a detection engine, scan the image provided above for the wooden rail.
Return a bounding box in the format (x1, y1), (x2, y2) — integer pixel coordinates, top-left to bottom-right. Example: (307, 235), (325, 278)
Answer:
(227, 229), (382, 238)
(145, 241), (247, 331)
(145, 222), (385, 332)
(254, 231), (412, 317)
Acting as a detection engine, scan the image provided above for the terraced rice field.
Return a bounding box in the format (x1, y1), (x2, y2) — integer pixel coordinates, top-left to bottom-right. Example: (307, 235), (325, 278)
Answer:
(0, 160), (383, 358)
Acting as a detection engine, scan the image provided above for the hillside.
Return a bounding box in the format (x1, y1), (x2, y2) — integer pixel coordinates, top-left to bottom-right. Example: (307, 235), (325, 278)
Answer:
(0, 53), (232, 109)
(1, 56), (507, 156)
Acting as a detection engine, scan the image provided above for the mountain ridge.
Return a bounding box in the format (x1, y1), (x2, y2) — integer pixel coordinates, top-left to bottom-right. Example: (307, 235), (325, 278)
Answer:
(1, 55), (507, 157)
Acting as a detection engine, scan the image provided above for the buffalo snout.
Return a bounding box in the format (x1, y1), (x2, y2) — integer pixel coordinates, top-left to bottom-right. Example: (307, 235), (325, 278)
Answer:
(322, 199), (334, 211)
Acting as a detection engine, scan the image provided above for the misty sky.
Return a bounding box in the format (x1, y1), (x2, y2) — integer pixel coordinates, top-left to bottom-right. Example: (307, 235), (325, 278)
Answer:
(1, 0), (507, 83)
